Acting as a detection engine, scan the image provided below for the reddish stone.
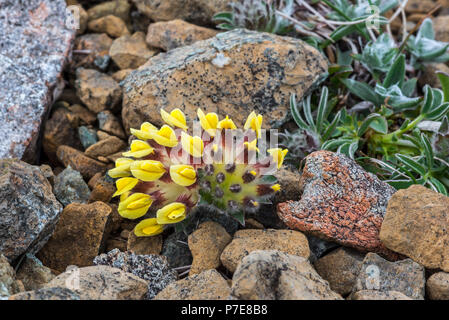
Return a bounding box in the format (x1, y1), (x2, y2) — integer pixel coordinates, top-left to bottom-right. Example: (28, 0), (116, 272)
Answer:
(277, 151), (397, 258)
(56, 145), (107, 180)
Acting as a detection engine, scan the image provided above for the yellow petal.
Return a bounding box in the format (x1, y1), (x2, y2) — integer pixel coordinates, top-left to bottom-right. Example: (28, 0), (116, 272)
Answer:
(112, 177), (138, 197)
(122, 140), (154, 158)
(131, 160), (166, 181)
(267, 148), (288, 169)
(271, 184), (281, 192)
(151, 125), (178, 147)
(197, 108), (219, 136)
(134, 218), (164, 237)
(118, 193), (153, 219)
(130, 122), (158, 140)
(108, 158), (134, 178)
(181, 132), (204, 158)
(244, 112), (263, 138)
(217, 115), (237, 130)
(161, 108), (188, 130)
(170, 164), (197, 186)
(244, 139), (259, 152)
(156, 202), (186, 224)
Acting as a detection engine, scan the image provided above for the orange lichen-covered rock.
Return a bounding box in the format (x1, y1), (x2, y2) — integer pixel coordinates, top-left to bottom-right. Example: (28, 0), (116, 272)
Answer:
(277, 151), (396, 257)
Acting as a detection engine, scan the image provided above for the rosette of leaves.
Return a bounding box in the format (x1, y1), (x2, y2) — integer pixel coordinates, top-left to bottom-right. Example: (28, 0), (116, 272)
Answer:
(407, 18), (449, 69)
(213, 0), (294, 35)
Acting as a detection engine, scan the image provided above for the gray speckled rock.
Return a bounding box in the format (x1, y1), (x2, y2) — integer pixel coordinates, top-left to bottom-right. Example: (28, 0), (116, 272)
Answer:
(121, 29), (327, 132)
(78, 126), (98, 150)
(8, 287), (80, 300)
(231, 250), (343, 300)
(352, 253), (426, 300)
(0, 0), (75, 162)
(0, 159), (62, 261)
(278, 151), (397, 258)
(93, 249), (177, 299)
(54, 166), (91, 206)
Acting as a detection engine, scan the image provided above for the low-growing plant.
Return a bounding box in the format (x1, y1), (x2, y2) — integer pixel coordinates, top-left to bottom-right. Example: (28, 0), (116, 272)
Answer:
(108, 109), (287, 237)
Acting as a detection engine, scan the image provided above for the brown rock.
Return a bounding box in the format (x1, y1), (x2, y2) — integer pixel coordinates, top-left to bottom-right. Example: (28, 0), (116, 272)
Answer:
(433, 15), (449, 42)
(154, 269), (231, 300)
(68, 104), (97, 125)
(43, 106), (82, 164)
(278, 151), (397, 257)
(88, 175), (116, 203)
(97, 130), (112, 140)
(84, 136), (126, 158)
(57, 145), (107, 179)
(351, 290), (412, 300)
(87, 0), (131, 23)
(352, 253), (426, 300)
(127, 232), (163, 255)
(16, 254), (55, 291)
(188, 222), (232, 275)
(87, 15), (130, 38)
(231, 250), (343, 300)
(418, 63), (449, 89)
(88, 172), (103, 189)
(71, 33), (113, 71)
(274, 166), (301, 203)
(106, 238), (128, 252)
(244, 218), (264, 229)
(379, 185), (449, 272)
(39, 164), (55, 186)
(45, 265), (148, 300)
(220, 229), (310, 273)
(110, 32), (157, 69)
(314, 248), (364, 296)
(405, 0), (435, 13)
(132, 0), (234, 26)
(0, 254), (23, 297)
(37, 202), (112, 273)
(121, 29), (327, 133)
(146, 19), (218, 51)
(112, 69), (134, 82)
(97, 110), (126, 139)
(426, 272), (449, 300)
(75, 68), (122, 113)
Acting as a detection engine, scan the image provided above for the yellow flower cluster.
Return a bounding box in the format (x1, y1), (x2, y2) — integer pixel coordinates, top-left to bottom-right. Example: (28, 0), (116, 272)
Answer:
(109, 108), (288, 237)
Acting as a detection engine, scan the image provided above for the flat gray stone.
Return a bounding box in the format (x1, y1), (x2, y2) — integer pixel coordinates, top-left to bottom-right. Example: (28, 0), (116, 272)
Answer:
(0, 0), (75, 161)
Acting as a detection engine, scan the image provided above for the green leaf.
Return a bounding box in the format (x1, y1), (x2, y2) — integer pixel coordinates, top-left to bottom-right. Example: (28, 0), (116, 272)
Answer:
(216, 23), (235, 30)
(395, 154), (427, 176)
(437, 71), (449, 102)
(427, 177), (448, 195)
(426, 102), (449, 120)
(212, 12), (234, 24)
(322, 110), (342, 141)
(302, 95), (315, 131)
(387, 179), (416, 189)
(402, 78), (417, 97)
(316, 87), (329, 133)
(290, 94), (309, 130)
(420, 133), (434, 168)
(230, 211), (245, 226)
(369, 116), (388, 134)
(383, 54), (405, 88)
(358, 113), (383, 136)
(341, 78), (382, 106)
